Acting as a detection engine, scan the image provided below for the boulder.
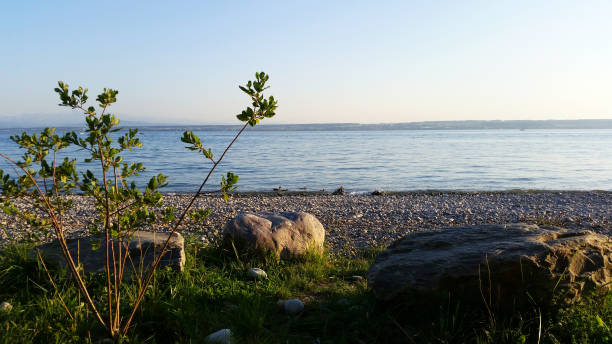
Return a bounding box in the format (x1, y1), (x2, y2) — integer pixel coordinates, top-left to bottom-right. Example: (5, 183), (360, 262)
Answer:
(36, 231), (185, 274)
(367, 224), (611, 304)
(224, 212), (324, 259)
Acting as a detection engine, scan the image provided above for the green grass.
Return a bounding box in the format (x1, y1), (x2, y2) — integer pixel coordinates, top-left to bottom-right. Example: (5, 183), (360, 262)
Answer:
(0, 240), (610, 343)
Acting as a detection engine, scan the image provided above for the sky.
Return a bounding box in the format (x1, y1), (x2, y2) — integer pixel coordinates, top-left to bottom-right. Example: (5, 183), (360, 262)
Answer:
(1, 1), (611, 125)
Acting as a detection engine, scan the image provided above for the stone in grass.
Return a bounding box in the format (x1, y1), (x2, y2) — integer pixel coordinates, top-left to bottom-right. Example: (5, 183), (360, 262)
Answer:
(35, 231), (185, 274)
(283, 299), (305, 314)
(224, 212), (325, 260)
(247, 267), (268, 280)
(0, 301), (12, 312)
(367, 224), (612, 306)
(349, 275), (365, 283)
(205, 328), (232, 344)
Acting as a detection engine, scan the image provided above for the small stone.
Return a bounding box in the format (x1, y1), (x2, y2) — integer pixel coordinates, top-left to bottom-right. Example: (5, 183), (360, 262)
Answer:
(349, 275), (365, 283)
(0, 301), (12, 312)
(284, 299), (304, 314)
(247, 267), (268, 280)
(205, 328), (232, 344)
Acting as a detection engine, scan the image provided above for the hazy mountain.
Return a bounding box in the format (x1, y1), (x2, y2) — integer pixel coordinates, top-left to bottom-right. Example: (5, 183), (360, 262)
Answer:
(135, 119), (612, 131)
(2, 116), (612, 131)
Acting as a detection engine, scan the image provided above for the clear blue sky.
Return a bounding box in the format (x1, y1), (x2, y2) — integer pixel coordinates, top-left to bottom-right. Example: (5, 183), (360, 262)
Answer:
(1, 1), (611, 124)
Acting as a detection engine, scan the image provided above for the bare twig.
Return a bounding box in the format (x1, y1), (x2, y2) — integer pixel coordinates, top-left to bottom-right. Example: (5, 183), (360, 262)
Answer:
(37, 250), (74, 320)
(122, 121), (250, 335)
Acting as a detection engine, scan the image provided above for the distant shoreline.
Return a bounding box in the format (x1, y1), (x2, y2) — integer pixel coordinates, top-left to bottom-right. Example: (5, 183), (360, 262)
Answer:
(3, 119), (612, 131)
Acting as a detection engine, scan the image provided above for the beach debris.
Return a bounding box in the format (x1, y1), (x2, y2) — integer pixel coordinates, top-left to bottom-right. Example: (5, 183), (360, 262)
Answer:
(367, 224), (612, 305)
(371, 190), (384, 196)
(273, 186), (288, 192)
(247, 267), (268, 280)
(35, 231), (186, 274)
(283, 299), (305, 314)
(332, 186), (345, 195)
(0, 301), (12, 312)
(224, 212), (325, 259)
(205, 328), (232, 344)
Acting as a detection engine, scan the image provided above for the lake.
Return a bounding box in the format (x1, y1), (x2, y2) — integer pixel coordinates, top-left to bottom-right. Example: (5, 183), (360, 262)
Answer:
(0, 128), (611, 193)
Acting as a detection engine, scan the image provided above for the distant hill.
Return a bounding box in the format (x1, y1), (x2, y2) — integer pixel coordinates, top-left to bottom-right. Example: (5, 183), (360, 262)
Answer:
(134, 119), (612, 131)
(2, 118), (612, 131)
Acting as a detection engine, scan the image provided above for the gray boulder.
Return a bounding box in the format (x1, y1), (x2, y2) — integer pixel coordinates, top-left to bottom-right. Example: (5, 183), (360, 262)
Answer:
(367, 224), (611, 304)
(36, 231), (185, 274)
(224, 212), (325, 259)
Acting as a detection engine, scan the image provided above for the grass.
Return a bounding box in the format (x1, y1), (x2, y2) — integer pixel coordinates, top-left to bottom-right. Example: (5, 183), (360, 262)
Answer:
(0, 239), (610, 343)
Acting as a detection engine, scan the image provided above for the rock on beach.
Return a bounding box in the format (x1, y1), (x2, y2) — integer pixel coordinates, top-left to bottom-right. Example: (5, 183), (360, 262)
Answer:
(35, 231), (185, 273)
(367, 223), (612, 305)
(223, 212), (325, 259)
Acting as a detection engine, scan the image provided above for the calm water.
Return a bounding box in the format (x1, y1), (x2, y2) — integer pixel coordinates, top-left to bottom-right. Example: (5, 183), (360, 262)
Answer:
(0, 128), (611, 192)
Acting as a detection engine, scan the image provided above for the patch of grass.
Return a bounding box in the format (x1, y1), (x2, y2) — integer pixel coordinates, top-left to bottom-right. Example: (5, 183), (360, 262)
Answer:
(0, 240), (610, 343)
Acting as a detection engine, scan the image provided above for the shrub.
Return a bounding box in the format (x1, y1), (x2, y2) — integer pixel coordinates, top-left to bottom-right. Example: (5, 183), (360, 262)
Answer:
(0, 72), (277, 340)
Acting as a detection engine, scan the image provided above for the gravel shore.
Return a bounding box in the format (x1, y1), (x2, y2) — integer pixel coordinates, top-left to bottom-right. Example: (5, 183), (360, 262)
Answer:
(1, 191), (611, 254)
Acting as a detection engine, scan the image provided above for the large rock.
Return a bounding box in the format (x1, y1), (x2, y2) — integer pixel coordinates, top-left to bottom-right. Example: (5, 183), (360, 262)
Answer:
(367, 224), (611, 304)
(224, 212), (325, 259)
(36, 231), (185, 274)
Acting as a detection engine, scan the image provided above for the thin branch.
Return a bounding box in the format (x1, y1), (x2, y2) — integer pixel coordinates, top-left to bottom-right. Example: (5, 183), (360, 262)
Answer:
(122, 121), (250, 335)
(112, 165), (121, 330)
(37, 250), (74, 320)
(95, 134), (115, 336)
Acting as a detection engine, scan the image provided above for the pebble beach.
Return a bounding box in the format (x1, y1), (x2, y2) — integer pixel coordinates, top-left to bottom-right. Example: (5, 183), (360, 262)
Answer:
(1, 191), (611, 254)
